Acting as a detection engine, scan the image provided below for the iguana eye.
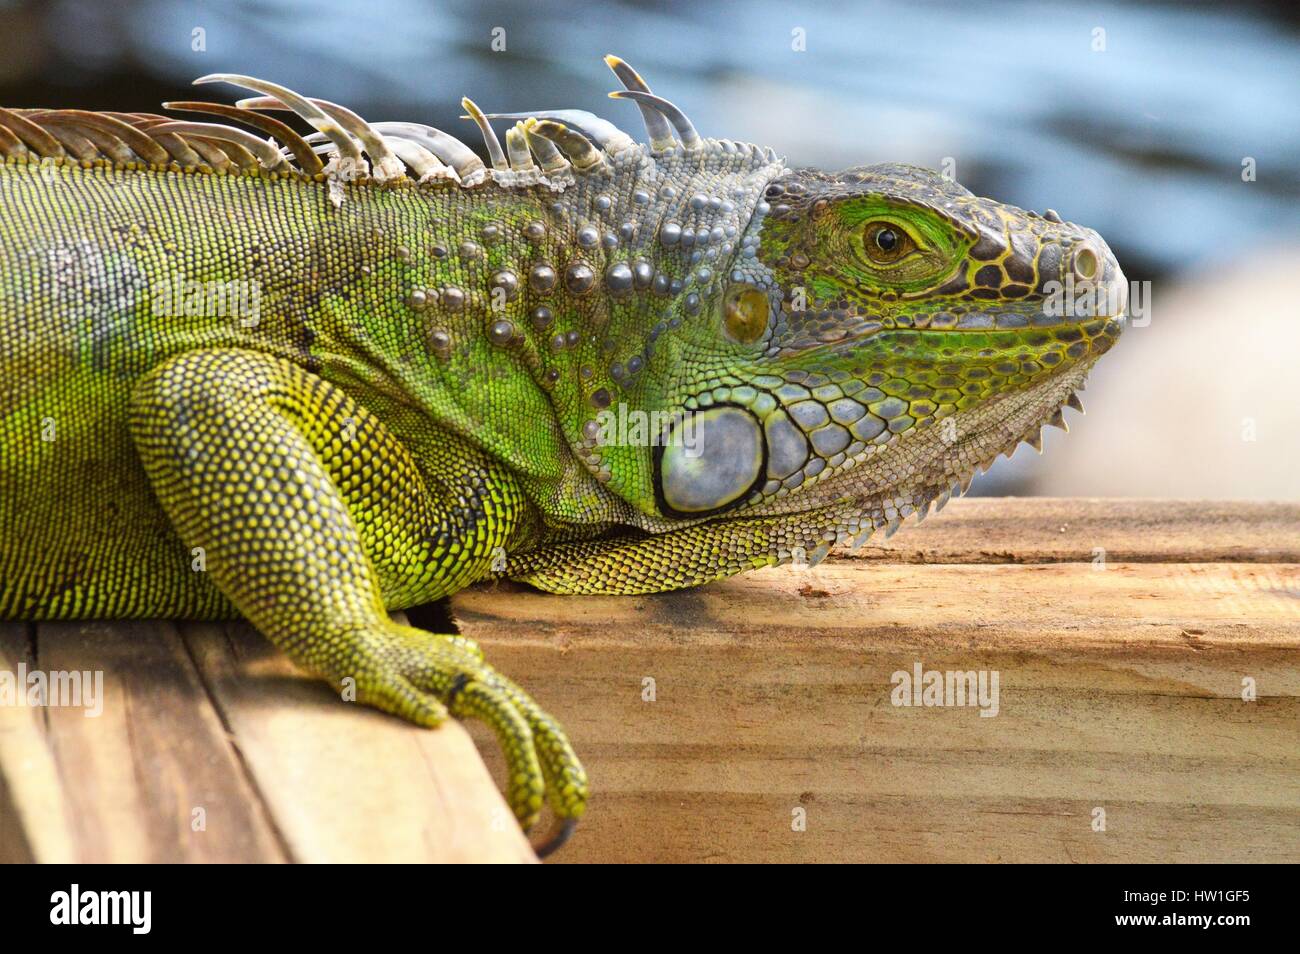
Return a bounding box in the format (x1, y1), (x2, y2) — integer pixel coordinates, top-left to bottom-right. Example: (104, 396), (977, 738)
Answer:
(861, 221), (917, 264)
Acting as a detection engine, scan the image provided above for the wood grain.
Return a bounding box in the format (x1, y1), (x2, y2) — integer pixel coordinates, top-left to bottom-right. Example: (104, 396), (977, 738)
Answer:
(0, 618), (535, 862)
(845, 497), (1300, 564)
(0, 619), (286, 863)
(452, 499), (1300, 863)
(178, 620), (536, 863)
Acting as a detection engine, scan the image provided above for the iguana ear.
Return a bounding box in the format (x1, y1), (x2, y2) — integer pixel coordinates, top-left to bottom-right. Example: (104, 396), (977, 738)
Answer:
(721, 285), (773, 346)
(653, 404), (767, 518)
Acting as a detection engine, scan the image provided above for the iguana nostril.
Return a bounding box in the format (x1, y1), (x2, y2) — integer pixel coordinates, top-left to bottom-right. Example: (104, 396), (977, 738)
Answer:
(1073, 246), (1099, 281)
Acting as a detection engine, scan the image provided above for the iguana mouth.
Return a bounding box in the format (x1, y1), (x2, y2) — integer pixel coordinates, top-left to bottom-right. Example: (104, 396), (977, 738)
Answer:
(807, 309), (1128, 350)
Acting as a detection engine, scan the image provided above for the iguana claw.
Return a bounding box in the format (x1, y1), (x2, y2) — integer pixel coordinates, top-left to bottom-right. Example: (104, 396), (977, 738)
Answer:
(532, 818), (579, 859)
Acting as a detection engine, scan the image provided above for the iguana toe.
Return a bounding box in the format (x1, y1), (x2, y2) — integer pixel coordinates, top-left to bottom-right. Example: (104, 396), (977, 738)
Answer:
(350, 622), (586, 834)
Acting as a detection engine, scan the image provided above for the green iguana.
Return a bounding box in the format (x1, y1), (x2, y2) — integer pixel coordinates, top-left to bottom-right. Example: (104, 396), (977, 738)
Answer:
(0, 55), (1126, 851)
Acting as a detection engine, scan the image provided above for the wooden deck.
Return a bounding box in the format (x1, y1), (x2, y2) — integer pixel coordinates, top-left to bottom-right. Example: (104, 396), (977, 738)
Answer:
(2, 498), (1297, 863)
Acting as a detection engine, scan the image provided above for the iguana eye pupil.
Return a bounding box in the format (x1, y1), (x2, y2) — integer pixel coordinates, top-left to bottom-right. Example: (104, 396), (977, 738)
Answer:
(861, 220), (916, 265)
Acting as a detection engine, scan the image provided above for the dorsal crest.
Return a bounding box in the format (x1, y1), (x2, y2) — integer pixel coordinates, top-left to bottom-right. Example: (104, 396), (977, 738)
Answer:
(0, 55), (781, 205)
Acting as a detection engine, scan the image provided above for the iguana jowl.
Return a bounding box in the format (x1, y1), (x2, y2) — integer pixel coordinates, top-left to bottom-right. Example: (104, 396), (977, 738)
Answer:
(0, 55), (1125, 846)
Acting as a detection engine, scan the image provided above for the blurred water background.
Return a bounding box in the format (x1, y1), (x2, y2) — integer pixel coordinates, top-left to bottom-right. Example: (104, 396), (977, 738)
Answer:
(2, 0), (1296, 498)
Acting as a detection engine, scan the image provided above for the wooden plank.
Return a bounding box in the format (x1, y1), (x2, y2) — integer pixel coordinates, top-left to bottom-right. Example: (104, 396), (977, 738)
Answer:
(178, 620), (537, 863)
(458, 563), (1300, 650)
(3, 499), (1295, 863)
(0, 619), (286, 862)
(1, 617), (537, 863)
(845, 497), (1300, 564)
(0, 623), (76, 863)
(452, 556), (1300, 863)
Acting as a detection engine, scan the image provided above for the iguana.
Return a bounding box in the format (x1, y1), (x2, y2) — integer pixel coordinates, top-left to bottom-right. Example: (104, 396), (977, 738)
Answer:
(0, 55), (1125, 852)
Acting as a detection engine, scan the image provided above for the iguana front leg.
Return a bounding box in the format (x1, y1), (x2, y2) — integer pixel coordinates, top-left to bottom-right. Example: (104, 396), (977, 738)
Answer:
(127, 348), (586, 833)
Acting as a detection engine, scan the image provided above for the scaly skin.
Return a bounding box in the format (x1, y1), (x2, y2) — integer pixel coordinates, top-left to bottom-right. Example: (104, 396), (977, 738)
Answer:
(0, 58), (1125, 842)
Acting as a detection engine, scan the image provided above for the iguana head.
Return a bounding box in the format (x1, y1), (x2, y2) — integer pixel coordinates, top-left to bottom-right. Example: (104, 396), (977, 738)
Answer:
(536, 60), (1126, 561)
(640, 161), (1126, 526)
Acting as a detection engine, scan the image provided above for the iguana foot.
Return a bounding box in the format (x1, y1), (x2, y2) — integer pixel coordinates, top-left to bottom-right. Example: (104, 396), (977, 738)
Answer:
(345, 623), (587, 832)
